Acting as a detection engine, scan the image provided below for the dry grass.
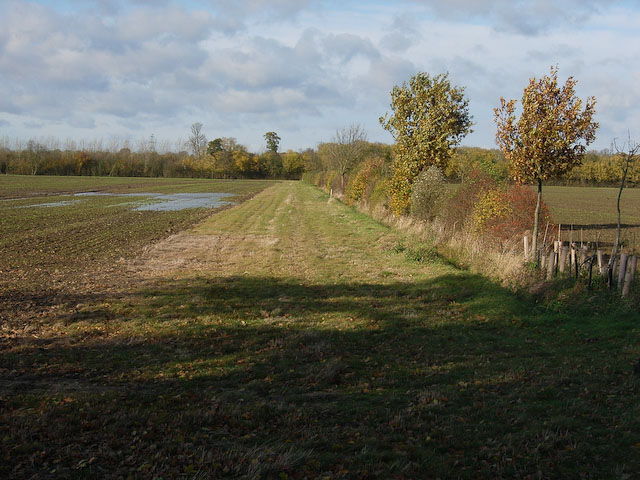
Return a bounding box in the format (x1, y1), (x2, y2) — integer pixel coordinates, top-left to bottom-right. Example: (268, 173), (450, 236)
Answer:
(359, 203), (528, 287)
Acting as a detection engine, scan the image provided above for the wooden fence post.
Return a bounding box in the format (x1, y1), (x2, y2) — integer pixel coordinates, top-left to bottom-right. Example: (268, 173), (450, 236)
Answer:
(618, 253), (628, 290)
(622, 269), (633, 298)
(630, 255), (638, 279)
(570, 245), (576, 278)
(621, 255), (637, 298)
(559, 244), (568, 274)
(580, 245), (589, 266)
(597, 250), (604, 275)
(546, 250), (555, 280)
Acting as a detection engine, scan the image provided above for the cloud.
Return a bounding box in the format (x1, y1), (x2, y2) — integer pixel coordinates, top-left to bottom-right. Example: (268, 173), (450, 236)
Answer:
(0, 1), (216, 121)
(409, 0), (622, 35)
(380, 14), (421, 53)
(1, 0), (639, 151)
(322, 33), (380, 63)
(23, 121), (46, 129)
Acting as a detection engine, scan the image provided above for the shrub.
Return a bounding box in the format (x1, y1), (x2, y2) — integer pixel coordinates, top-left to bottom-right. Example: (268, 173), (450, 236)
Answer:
(347, 156), (386, 205)
(472, 188), (511, 232)
(473, 184), (551, 241)
(410, 165), (446, 221)
(324, 171), (341, 195)
(445, 169), (497, 230)
(367, 177), (390, 210)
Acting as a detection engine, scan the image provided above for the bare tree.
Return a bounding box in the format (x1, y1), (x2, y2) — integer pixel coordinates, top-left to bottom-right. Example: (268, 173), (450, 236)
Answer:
(608, 133), (639, 287)
(25, 139), (45, 175)
(187, 122), (207, 159)
(327, 124), (368, 192)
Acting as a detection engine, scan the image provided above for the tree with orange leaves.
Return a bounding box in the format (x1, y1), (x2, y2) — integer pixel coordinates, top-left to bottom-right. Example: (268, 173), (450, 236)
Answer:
(494, 66), (598, 262)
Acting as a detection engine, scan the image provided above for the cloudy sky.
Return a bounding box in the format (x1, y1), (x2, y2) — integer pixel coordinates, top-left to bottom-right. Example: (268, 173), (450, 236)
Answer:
(1, 0), (639, 152)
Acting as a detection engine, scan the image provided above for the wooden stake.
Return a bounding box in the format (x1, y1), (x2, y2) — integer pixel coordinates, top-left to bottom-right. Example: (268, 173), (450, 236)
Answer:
(580, 245), (589, 266)
(570, 225), (573, 245)
(541, 222), (550, 258)
(547, 250), (555, 280)
(558, 224), (562, 244)
(570, 245), (576, 277)
(622, 258), (635, 298)
(597, 250), (604, 275)
(630, 255), (638, 279)
(622, 269), (633, 298)
(618, 253), (628, 289)
(559, 245), (568, 274)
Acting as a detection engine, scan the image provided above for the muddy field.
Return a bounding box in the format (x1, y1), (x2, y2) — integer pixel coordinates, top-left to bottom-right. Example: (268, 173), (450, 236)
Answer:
(0, 176), (275, 330)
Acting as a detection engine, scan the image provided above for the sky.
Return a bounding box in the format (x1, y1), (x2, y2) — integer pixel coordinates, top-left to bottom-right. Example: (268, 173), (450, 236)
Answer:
(1, 0), (639, 153)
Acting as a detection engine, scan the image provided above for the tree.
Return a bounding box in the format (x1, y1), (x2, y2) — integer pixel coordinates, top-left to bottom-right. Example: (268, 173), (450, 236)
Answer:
(210, 138), (240, 178)
(25, 139), (46, 175)
(281, 150), (305, 179)
(233, 148), (259, 177)
(494, 66), (598, 260)
(380, 72), (472, 214)
(207, 138), (223, 157)
(264, 132), (281, 153)
(608, 134), (639, 287)
(187, 122), (207, 160)
(325, 124), (368, 193)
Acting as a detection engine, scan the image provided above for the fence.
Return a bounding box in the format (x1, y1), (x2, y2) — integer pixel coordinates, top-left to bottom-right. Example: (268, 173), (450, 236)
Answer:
(524, 234), (638, 297)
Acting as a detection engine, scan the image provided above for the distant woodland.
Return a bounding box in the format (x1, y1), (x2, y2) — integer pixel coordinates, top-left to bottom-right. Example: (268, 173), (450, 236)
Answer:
(0, 135), (635, 186)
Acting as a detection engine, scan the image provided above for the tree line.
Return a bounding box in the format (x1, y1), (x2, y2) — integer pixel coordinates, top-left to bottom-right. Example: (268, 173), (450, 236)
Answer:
(0, 132), (634, 186)
(0, 129), (308, 179)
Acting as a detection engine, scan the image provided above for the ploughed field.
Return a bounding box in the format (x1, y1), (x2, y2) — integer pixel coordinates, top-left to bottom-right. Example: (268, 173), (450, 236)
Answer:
(1, 176), (640, 479)
(543, 185), (640, 248)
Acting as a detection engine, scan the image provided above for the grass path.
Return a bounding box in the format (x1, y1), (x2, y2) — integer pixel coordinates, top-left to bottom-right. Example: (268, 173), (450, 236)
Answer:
(2, 181), (640, 479)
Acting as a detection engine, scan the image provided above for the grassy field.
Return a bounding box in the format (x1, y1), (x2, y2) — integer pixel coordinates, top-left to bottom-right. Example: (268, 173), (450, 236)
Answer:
(2, 178), (640, 479)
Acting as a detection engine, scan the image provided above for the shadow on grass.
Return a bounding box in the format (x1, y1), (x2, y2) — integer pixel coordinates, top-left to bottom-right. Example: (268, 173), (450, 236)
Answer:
(2, 273), (640, 479)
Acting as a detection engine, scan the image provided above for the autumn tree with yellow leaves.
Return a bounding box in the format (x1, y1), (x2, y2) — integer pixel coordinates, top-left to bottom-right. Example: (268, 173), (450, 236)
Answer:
(494, 66), (598, 261)
(380, 72), (473, 214)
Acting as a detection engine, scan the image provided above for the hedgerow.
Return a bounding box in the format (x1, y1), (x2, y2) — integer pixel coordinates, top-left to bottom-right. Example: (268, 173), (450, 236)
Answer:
(410, 165), (446, 221)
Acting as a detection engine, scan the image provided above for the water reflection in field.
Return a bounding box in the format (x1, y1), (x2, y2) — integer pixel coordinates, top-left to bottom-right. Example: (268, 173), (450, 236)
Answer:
(74, 192), (234, 211)
(14, 192), (235, 211)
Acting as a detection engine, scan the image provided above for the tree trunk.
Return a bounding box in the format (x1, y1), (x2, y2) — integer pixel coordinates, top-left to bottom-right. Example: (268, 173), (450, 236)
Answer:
(608, 149), (632, 287)
(532, 178), (542, 264)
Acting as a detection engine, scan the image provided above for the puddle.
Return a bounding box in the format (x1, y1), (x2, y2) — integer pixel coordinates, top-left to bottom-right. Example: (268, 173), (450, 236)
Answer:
(74, 192), (235, 211)
(16, 200), (80, 208)
(13, 192), (235, 211)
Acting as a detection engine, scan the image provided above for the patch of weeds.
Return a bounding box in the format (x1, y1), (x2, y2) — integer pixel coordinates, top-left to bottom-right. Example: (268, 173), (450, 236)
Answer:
(404, 243), (438, 263)
(391, 242), (406, 254)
